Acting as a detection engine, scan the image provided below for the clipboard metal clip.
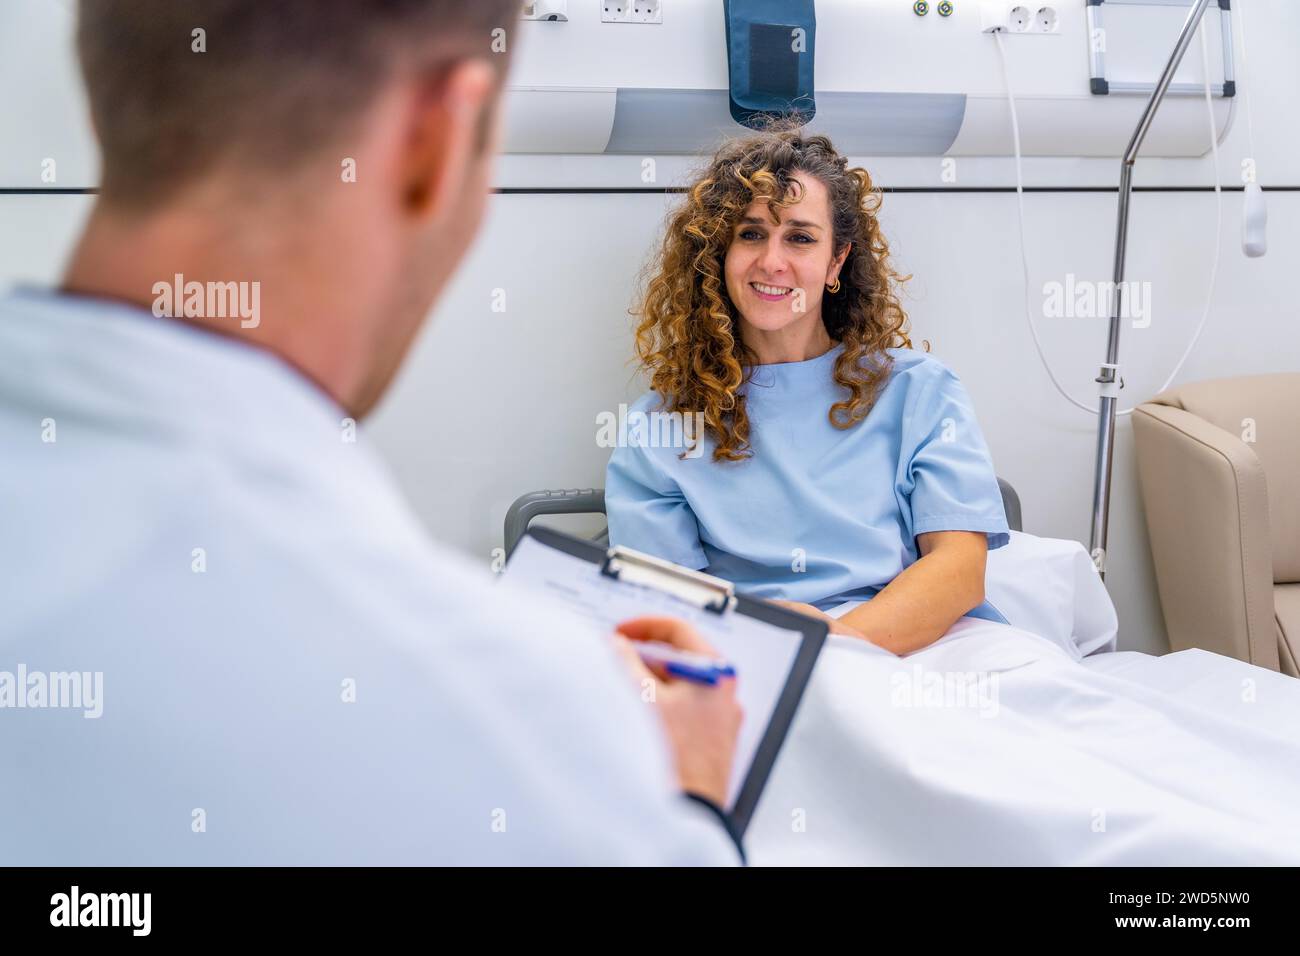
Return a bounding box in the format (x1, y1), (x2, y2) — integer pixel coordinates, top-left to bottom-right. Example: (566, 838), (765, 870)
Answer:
(601, 546), (736, 615)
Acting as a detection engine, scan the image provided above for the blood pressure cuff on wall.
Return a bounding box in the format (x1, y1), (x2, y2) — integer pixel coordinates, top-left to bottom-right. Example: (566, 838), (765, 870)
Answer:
(723, 0), (817, 128)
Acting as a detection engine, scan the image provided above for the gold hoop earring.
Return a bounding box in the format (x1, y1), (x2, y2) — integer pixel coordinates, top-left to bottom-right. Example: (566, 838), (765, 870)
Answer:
(827, 277), (841, 294)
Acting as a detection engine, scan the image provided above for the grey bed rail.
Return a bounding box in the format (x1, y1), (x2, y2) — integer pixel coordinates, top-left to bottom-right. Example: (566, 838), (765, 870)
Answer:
(504, 488), (609, 556)
(504, 478), (1023, 556)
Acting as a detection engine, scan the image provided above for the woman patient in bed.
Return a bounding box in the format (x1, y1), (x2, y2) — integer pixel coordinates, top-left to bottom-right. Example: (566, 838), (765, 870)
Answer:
(606, 124), (1012, 655)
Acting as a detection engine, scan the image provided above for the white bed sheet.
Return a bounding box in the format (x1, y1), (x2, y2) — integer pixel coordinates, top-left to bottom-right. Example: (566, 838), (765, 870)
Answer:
(745, 616), (1300, 865)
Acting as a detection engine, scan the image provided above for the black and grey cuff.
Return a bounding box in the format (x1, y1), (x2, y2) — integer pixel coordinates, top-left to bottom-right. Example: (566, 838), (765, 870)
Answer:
(683, 792), (747, 865)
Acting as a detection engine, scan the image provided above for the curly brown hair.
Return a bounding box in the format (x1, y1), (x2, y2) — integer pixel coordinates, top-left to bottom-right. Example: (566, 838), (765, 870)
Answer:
(632, 120), (922, 462)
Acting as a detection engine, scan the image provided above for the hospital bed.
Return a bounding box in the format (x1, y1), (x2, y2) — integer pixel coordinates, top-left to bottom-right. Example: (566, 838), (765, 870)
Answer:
(504, 476), (1300, 865)
(505, 478), (1025, 555)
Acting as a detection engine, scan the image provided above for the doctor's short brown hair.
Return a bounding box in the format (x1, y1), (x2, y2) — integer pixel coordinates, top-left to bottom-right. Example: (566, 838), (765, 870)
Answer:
(76, 0), (521, 209)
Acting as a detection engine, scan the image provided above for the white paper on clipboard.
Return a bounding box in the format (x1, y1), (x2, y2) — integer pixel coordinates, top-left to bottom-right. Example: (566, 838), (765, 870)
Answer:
(503, 533), (804, 811)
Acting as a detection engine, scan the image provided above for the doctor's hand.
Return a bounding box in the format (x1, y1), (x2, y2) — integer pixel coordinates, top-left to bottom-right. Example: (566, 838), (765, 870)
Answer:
(614, 615), (742, 808)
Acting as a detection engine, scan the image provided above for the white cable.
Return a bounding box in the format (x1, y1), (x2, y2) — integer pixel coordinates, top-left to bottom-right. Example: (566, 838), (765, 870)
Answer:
(1148, 20), (1223, 399)
(993, 21), (1223, 417)
(993, 30), (1094, 412)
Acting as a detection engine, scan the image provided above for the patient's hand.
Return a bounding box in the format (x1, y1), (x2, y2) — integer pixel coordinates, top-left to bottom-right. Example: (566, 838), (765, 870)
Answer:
(770, 600), (867, 640)
(613, 616), (742, 808)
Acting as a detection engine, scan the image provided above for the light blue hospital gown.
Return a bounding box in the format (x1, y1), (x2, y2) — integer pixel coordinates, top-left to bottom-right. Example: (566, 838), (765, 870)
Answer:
(606, 345), (1012, 624)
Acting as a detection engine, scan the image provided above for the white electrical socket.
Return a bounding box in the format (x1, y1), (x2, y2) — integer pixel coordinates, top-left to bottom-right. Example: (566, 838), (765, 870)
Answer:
(629, 0), (662, 23)
(603, 0), (662, 24)
(981, 2), (1058, 35)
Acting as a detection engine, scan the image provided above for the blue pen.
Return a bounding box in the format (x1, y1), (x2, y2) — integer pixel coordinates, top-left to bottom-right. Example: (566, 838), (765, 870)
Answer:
(634, 641), (736, 686)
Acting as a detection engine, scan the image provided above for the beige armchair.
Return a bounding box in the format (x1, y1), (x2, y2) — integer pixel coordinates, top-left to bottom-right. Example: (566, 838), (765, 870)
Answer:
(1133, 373), (1300, 677)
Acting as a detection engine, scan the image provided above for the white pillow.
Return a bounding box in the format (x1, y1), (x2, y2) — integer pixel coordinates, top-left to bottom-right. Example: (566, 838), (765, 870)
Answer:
(984, 531), (1118, 658)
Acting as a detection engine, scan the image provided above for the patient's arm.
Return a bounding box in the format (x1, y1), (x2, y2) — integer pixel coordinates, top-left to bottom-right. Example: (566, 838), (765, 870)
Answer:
(771, 601), (868, 639)
(837, 530), (988, 655)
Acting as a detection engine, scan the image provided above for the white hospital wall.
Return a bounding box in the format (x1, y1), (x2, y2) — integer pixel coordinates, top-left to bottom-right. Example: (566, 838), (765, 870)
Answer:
(3, 1), (1299, 656)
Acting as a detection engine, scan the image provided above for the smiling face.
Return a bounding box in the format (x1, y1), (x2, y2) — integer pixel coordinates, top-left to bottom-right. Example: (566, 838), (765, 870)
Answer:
(635, 129), (915, 460)
(723, 171), (849, 352)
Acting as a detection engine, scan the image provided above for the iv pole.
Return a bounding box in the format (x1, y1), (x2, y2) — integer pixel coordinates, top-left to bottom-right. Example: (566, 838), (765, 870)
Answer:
(1088, 0), (1216, 579)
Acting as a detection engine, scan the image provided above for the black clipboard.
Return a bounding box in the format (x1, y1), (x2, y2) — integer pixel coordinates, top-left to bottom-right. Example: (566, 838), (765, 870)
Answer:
(507, 525), (827, 838)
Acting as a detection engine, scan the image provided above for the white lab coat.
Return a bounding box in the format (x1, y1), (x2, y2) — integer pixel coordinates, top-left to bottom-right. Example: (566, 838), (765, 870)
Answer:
(0, 288), (736, 865)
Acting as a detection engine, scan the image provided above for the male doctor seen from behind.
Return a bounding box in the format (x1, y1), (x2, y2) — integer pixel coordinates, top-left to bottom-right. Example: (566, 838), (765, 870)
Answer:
(0, 0), (743, 864)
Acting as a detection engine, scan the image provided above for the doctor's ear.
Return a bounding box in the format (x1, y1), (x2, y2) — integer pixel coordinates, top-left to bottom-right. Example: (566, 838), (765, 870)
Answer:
(399, 58), (498, 220)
